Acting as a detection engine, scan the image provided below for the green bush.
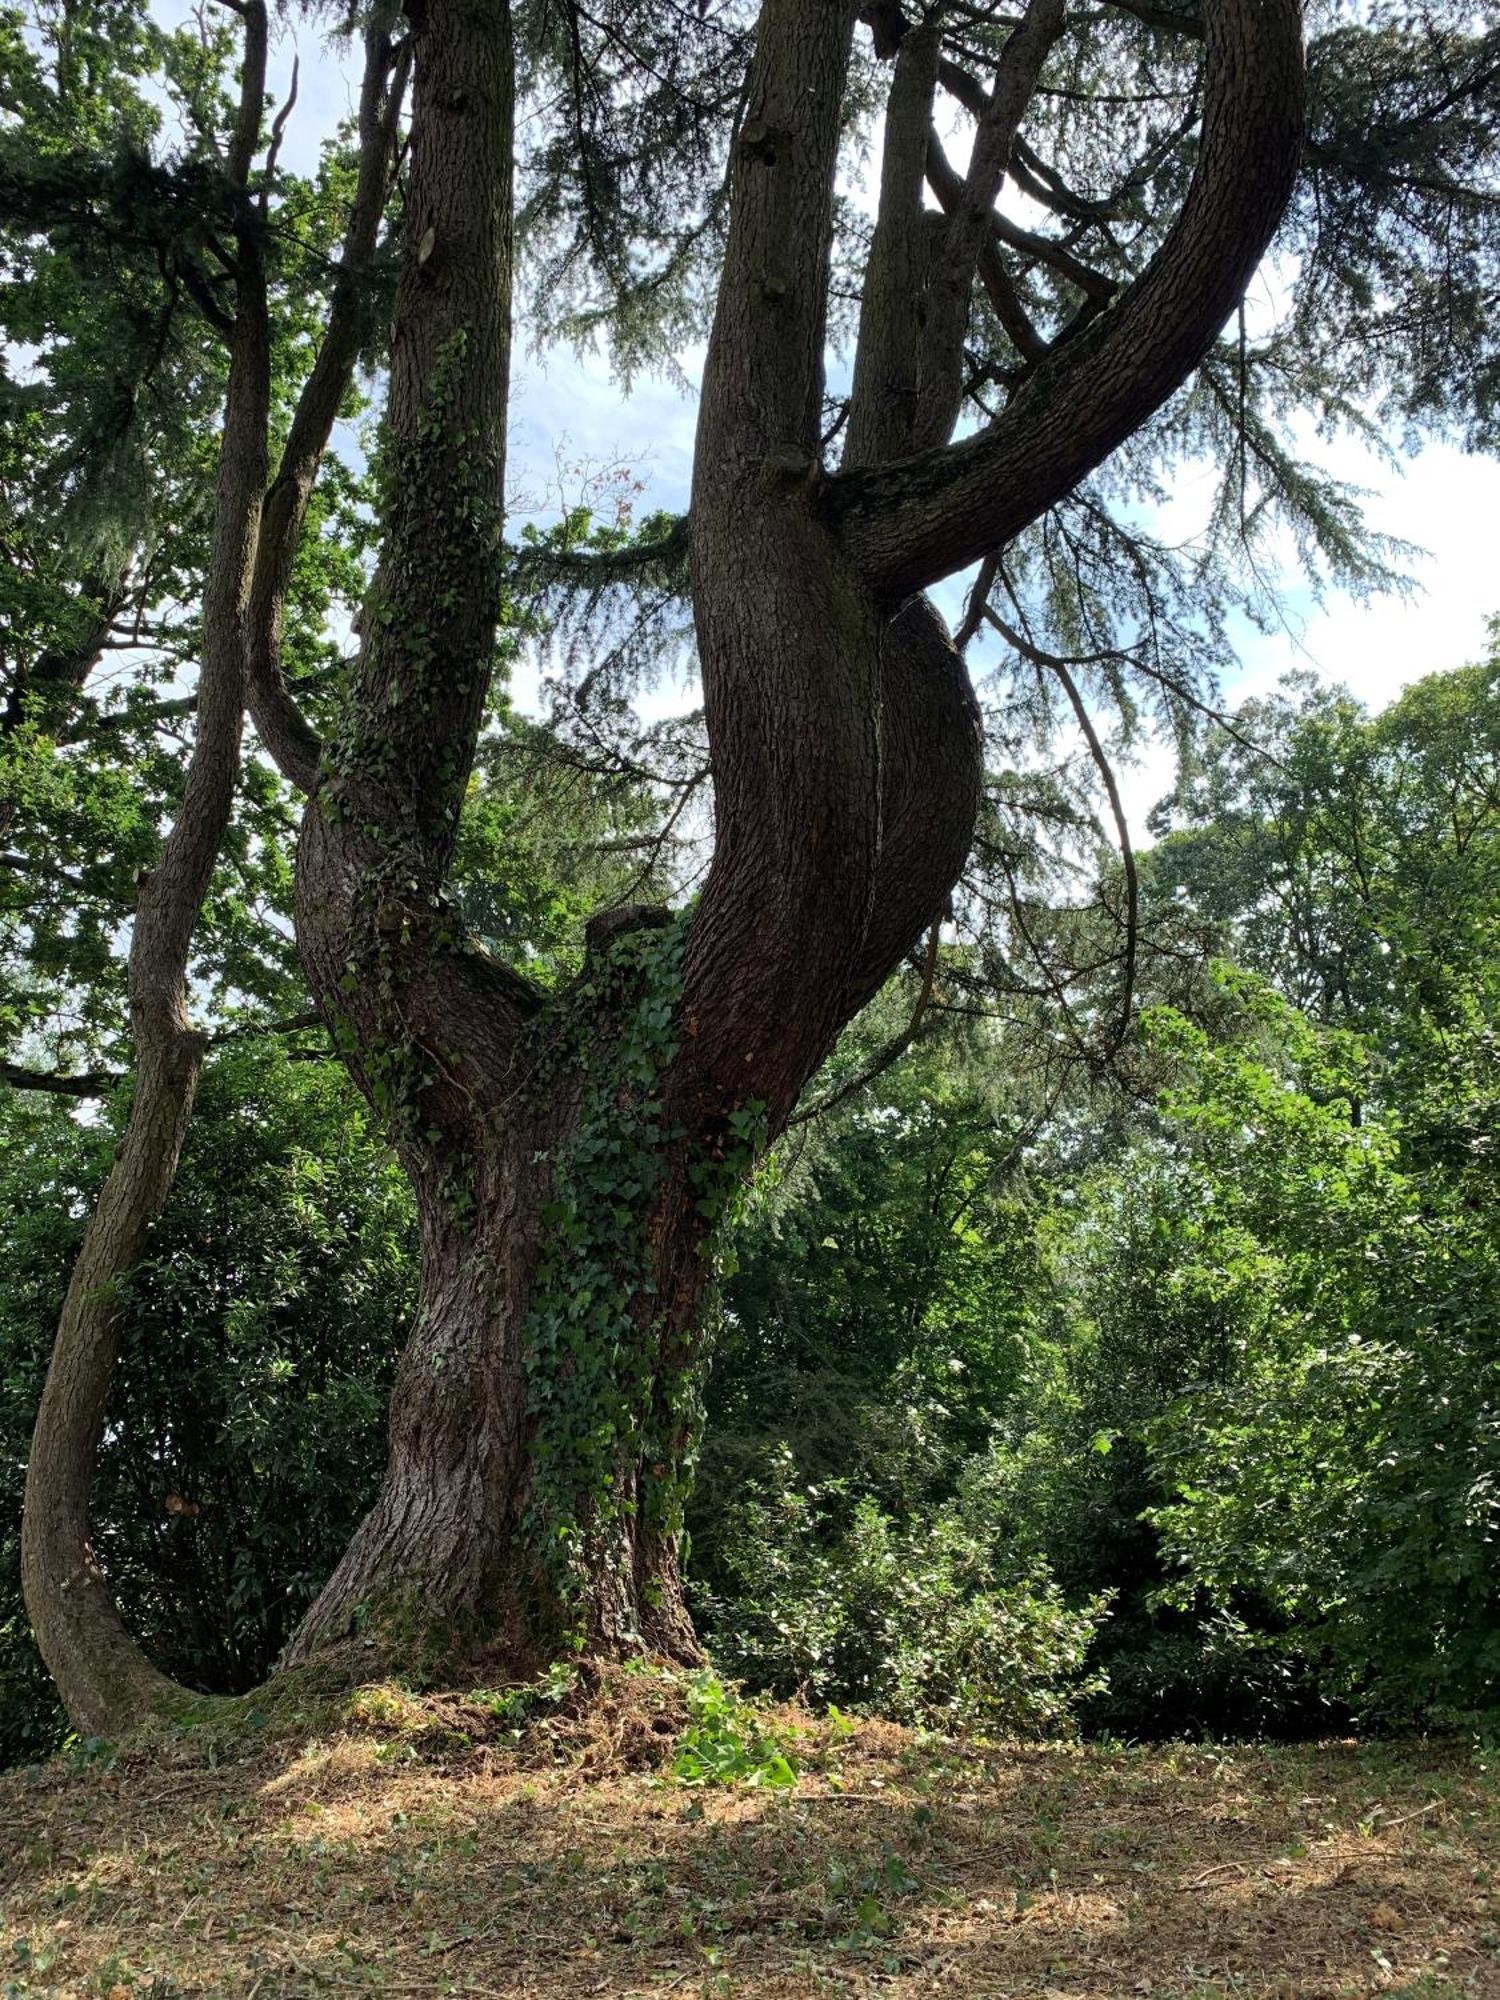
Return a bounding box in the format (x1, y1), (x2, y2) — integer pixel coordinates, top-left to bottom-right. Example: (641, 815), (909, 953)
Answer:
(697, 1441), (1106, 1735)
(1142, 996), (1500, 1730)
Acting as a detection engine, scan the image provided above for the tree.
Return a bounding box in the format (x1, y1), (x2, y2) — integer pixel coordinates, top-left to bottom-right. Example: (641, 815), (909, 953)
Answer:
(1052, 652), (1500, 1731)
(7, 0), (1498, 1732)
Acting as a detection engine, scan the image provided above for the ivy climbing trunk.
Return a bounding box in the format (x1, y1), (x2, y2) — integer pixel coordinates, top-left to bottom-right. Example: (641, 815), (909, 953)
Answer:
(21, 0), (1307, 1716)
(284, 916), (723, 1669)
(284, 0), (731, 1670)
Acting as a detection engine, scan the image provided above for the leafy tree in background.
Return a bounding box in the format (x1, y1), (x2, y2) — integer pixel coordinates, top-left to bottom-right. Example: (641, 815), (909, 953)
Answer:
(1142, 990), (1500, 1728)
(686, 1020), (1101, 1731)
(5, 0), (1499, 1737)
(1132, 648), (1500, 1727)
(693, 650), (1500, 1737)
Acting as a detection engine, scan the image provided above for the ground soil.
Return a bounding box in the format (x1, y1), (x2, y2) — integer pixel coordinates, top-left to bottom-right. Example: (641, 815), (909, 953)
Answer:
(1, 1675), (1495, 1997)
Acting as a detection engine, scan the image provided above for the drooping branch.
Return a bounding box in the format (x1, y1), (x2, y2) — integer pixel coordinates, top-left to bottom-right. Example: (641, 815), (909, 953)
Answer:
(0, 850), (129, 906)
(2, 578), (130, 735)
(0, 1012), (324, 1101)
(509, 512), (690, 595)
(830, 0), (1306, 599)
(985, 607), (1138, 1045)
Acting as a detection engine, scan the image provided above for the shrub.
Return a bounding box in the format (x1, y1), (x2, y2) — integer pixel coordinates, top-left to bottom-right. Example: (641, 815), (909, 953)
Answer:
(696, 1442), (1107, 1735)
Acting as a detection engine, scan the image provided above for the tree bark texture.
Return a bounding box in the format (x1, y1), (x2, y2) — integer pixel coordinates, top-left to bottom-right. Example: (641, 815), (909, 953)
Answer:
(289, 0), (1304, 1676)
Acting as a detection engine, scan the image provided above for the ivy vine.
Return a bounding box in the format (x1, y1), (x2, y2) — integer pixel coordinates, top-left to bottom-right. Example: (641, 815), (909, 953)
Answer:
(520, 910), (765, 1636)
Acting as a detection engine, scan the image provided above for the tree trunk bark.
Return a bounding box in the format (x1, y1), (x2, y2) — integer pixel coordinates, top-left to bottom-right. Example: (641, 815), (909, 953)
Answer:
(284, 0), (984, 1680)
(285, 919), (715, 1673)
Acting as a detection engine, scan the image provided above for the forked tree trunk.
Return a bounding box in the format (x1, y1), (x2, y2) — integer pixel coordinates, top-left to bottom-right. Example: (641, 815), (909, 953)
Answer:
(282, 0), (1302, 1683)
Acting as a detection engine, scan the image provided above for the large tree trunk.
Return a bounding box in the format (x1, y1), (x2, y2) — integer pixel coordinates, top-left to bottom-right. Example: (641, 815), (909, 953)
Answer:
(284, 0), (980, 1677)
(284, 924), (718, 1669)
(22, 0), (1306, 1723)
(284, 0), (1301, 1682)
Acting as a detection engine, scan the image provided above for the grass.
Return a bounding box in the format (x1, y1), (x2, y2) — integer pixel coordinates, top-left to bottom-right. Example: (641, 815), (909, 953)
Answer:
(0, 1669), (1496, 1998)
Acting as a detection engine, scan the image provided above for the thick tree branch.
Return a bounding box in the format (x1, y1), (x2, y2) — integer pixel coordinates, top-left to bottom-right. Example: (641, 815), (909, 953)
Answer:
(1, 1061), (118, 1098)
(294, 0), (526, 1187)
(681, 0), (878, 1123)
(246, 15), (411, 796)
(831, 0), (1306, 599)
(916, 0), (1065, 450)
(845, 16), (942, 466)
(842, 595), (984, 1017)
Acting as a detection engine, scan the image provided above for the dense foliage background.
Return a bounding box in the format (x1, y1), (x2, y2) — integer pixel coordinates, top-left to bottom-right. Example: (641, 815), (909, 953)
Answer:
(6, 642), (1498, 1765)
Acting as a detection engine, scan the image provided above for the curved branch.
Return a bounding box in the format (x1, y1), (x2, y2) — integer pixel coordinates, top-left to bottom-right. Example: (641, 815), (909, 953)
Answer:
(830, 0), (1306, 599)
(842, 594), (984, 1017)
(844, 16), (943, 466)
(985, 609), (1137, 1045)
(678, 0), (878, 1125)
(21, 1), (274, 1738)
(787, 919), (940, 1129)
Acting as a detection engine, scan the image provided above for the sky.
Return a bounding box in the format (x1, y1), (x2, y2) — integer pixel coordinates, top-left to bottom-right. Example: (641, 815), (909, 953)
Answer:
(177, 5), (1500, 834)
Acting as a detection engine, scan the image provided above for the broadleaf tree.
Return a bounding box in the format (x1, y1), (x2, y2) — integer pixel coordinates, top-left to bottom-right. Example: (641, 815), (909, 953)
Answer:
(5, 0), (1499, 1729)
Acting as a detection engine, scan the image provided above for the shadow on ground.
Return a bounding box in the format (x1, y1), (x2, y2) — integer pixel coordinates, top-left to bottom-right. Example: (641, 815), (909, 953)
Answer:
(1, 1699), (1495, 1997)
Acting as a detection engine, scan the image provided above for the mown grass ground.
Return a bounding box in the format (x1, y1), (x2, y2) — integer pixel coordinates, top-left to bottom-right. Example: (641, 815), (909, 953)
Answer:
(1, 1673), (1496, 1998)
